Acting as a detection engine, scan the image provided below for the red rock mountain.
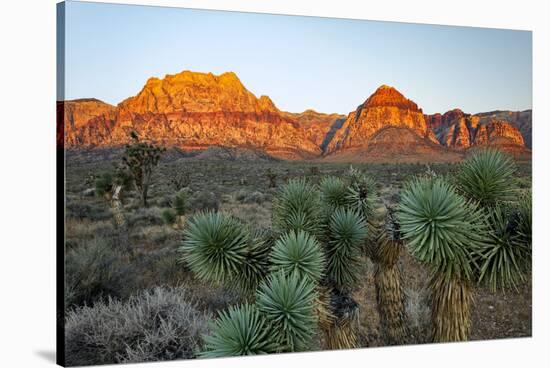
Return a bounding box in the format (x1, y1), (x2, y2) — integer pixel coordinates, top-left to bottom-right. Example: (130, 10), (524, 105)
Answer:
(63, 71), (322, 159)
(425, 109), (528, 152)
(325, 85), (440, 156)
(60, 71), (531, 162)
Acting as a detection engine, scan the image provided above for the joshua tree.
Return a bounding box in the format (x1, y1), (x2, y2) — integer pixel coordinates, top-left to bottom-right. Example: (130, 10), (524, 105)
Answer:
(397, 177), (489, 342)
(169, 171), (191, 191)
(200, 304), (277, 358)
(121, 131), (165, 207)
(370, 207), (408, 345)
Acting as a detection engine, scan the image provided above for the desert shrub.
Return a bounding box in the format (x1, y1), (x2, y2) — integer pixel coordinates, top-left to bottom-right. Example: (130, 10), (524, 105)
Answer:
(65, 237), (133, 308)
(187, 191), (219, 212)
(65, 286), (209, 366)
(234, 189), (266, 204)
(161, 208), (177, 225)
(126, 206), (164, 227)
(66, 200), (112, 221)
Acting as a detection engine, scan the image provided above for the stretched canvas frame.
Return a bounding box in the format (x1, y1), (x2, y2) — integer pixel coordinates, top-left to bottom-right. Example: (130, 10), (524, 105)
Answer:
(57, 1), (532, 366)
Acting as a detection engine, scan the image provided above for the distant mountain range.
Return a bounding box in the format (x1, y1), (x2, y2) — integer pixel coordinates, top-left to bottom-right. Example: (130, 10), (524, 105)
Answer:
(58, 70), (531, 162)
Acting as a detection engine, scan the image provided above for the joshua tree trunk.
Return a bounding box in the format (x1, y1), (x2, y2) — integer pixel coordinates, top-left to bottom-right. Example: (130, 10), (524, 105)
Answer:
(111, 185), (131, 254)
(429, 272), (473, 342)
(320, 288), (359, 350)
(370, 211), (408, 345)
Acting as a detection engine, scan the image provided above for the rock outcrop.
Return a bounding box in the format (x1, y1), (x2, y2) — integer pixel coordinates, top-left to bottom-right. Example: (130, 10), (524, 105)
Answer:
(62, 71), (322, 159)
(326, 85), (439, 155)
(426, 109), (528, 151)
(281, 109), (346, 151)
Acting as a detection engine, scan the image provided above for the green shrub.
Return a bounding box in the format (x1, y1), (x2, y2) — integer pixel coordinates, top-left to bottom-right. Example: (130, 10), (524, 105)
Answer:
(161, 208), (177, 225)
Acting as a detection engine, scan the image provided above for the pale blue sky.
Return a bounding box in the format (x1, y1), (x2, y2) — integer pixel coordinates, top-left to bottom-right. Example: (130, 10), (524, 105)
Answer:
(62, 1), (532, 115)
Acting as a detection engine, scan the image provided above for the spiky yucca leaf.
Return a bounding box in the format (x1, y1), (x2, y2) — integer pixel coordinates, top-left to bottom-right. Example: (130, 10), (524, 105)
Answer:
(270, 230), (325, 283)
(478, 204), (532, 292)
(398, 177), (489, 280)
(180, 212), (248, 285)
(273, 178), (322, 237)
(234, 228), (274, 295)
(256, 271), (317, 352)
(345, 169), (378, 220)
(200, 304), (277, 358)
(456, 148), (517, 207)
(325, 208), (368, 290)
(319, 176), (349, 212)
(516, 193), (532, 247)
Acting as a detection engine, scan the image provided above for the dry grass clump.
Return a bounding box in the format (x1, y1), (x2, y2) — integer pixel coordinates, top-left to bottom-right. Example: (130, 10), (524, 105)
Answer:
(65, 286), (209, 366)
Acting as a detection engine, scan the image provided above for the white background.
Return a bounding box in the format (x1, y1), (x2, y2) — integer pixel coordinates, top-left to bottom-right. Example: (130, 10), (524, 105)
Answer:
(0, 0), (548, 367)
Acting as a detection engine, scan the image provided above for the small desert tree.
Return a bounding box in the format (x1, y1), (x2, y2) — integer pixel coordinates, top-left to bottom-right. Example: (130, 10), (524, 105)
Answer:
(121, 131), (164, 207)
(398, 177), (489, 342)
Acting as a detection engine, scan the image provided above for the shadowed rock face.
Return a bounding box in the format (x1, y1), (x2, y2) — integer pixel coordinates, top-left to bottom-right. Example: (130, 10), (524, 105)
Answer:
(281, 109), (346, 151)
(325, 85), (439, 155)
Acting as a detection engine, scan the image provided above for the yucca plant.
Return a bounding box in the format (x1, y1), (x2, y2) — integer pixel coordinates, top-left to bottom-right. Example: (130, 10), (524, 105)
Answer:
(398, 177), (489, 342)
(272, 178), (323, 237)
(456, 148), (517, 207)
(179, 212), (249, 286)
(270, 230), (325, 283)
(478, 202), (532, 292)
(234, 228), (274, 296)
(319, 176), (349, 213)
(256, 271), (317, 352)
(200, 304), (277, 358)
(320, 207), (367, 349)
(370, 208), (408, 345)
(345, 166), (378, 221)
(325, 208), (368, 290)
